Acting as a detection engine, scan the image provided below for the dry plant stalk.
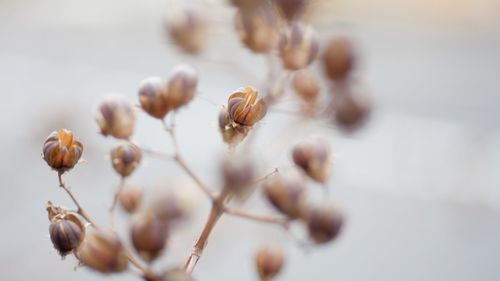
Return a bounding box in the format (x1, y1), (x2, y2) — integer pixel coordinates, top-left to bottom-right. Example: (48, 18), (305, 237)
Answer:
(42, 1), (372, 280)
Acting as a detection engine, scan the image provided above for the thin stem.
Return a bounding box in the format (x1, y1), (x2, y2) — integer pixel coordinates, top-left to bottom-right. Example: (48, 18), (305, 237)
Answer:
(251, 168), (279, 185)
(224, 208), (290, 227)
(109, 177), (125, 228)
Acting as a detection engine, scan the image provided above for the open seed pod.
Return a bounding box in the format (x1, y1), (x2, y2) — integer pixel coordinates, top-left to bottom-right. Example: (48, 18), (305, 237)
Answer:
(302, 203), (344, 244)
(255, 245), (285, 281)
(43, 129), (83, 172)
(292, 138), (332, 183)
(130, 212), (169, 262)
(95, 95), (136, 139)
(111, 143), (142, 178)
(227, 87), (267, 127)
(279, 22), (319, 70)
(165, 64), (198, 110)
(263, 171), (307, 219)
(49, 213), (85, 257)
(167, 7), (208, 54)
(138, 77), (170, 119)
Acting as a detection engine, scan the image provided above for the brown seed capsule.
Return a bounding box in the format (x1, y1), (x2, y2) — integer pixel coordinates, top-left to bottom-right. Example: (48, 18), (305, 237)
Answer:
(43, 129), (83, 172)
(255, 245), (285, 281)
(165, 65), (198, 110)
(49, 214), (85, 256)
(111, 143), (142, 178)
(322, 37), (356, 81)
(303, 204), (344, 244)
(292, 69), (320, 102)
(95, 95), (136, 139)
(227, 87), (267, 126)
(130, 212), (169, 262)
(76, 228), (129, 273)
(222, 156), (255, 194)
(274, 0), (308, 21)
(118, 184), (144, 213)
(138, 77), (170, 119)
(167, 7), (208, 54)
(334, 94), (371, 132)
(263, 172), (307, 219)
(279, 23), (319, 70)
(292, 139), (331, 183)
(234, 3), (281, 53)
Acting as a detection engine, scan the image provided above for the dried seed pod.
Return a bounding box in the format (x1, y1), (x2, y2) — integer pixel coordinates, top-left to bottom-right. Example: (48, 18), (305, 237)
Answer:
(167, 7), (208, 54)
(165, 64), (198, 110)
(292, 69), (320, 102)
(111, 143), (142, 178)
(333, 94), (371, 132)
(138, 77), (170, 119)
(218, 107), (251, 146)
(255, 245), (285, 281)
(322, 37), (356, 81)
(76, 229), (129, 273)
(274, 0), (308, 21)
(263, 172), (307, 219)
(303, 204), (344, 244)
(95, 95), (136, 139)
(49, 214), (85, 256)
(222, 156), (255, 194)
(118, 184), (144, 213)
(292, 139), (332, 183)
(43, 129), (83, 172)
(234, 3), (281, 53)
(279, 23), (319, 70)
(227, 87), (267, 126)
(150, 189), (190, 223)
(130, 212), (169, 262)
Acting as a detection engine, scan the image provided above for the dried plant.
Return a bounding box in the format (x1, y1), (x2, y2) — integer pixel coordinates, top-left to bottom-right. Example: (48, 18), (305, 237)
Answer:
(42, 1), (372, 280)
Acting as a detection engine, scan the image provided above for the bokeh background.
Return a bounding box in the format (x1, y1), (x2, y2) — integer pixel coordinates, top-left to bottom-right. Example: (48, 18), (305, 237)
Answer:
(1, 0), (500, 280)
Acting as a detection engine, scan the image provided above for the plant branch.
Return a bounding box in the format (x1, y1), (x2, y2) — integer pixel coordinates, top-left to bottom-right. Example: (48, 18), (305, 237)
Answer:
(224, 208), (290, 227)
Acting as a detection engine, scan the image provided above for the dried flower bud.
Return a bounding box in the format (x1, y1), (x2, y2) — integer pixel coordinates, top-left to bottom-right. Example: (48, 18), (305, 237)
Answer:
(166, 64), (198, 110)
(279, 23), (319, 70)
(303, 204), (344, 244)
(96, 95), (136, 139)
(255, 245), (285, 281)
(111, 143), (142, 178)
(130, 212), (169, 262)
(227, 87), (267, 126)
(167, 7), (208, 54)
(292, 69), (320, 102)
(43, 129), (83, 172)
(322, 37), (356, 81)
(333, 94), (371, 132)
(49, 214), (85, 256)
(76, 229), (129, 273)
(234, 4), (281, 53)
(150, 189), (190, 223)
(138, 77), (170, 119)
(274, 0), (308, 21)
(292, 139), (332, 183)
(222, 156), (255, 194)
(118, 184), (144, 213)
(263, 172), (307, 219)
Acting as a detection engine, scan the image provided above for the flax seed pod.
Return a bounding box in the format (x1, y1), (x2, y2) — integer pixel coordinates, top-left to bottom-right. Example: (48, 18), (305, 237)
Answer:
(303, 204), (344, 244)
(118, 184), (144, 214)
(227, 87), (267, 126)
(263, 171), (307, 219)
(49, 213), (85, 257)
(292, 69), (320, 103)
(322, 37), (356, 81)
(130, 212), (169, 262)
(138, 77), (170, 119)
(167, 7), (208, 54)
(292, 138), (332, 183)
(255, 245), (285, 281)
(76, 229), (129, 273)
(111, 143), (142, 178)
(279, 23), (319, 70)
(165, 64), (198, 110)
(43, 129), (83, 172)
(95, 95), (136, 139)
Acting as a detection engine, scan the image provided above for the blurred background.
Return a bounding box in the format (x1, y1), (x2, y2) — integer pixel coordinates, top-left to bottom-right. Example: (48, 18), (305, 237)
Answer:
(1, 0), (500, 280)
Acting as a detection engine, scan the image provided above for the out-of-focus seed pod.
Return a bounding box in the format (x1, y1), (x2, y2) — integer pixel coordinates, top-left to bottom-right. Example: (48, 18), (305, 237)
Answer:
(165, 64), (198, 110)
(43, 129), (83, 172)
(255, 245), (285, 281)
(162, 268), (195, 281)
(138, 77), (170, 119)
(274, 0), (308, 21)
(130, 212), (169, 262)
(222, 156), (255, 194)
(279, 23), (319, 70)
(49, 213), (85, 256)
(118, 184), (144, 213)
(303, 204), (344, 244)
(76, 229), (129, 273)
(150, 189), (190, 223)
(333, 94), (371, 132)
(263, 171), (307, 219)
(227, 87), (267, 126)
(111, 143), (142, 178)
(95, 95), (136, 139)
(167, 7), (208, 54)
(292, 69), (320, 103)
(322, 37), (356, 81)
(234, 3), (281, 53)
(292, 139), (331, 183)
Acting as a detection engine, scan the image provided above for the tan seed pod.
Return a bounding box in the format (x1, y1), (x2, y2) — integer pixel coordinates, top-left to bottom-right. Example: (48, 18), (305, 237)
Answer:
(43, 129), (83, 172)
(130, 212), (169, 262)
(292, 69), (320, 102)
(263, 172), (307, 219)
(227, 87), (267, 126)
(274, 0), (309, 21)
(255, 245), (285, 281)
(279, 23), (319, 70)
(76, 228), (129, 273)
(167, 7), (208, 54)
(138, 77), (170, 119)
(166, 64), (198, 110)
(95, 95), (136, 139)
(292, 138), (331, 183)
(322, 37), (356, 81)
(111, 143), (142, 178)
(303, 204), (344, 244)
(118, 184), (144, 213)
(333, 94), (371, 132)
(49, 214), (85, 256)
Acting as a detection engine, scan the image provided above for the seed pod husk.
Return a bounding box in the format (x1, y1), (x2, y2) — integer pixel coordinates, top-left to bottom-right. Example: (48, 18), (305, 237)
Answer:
(292, 69), (320, 103)
(43, 129), (83, 172)
(95, 95), (136, 139)
(166, 64), (198, 110)
(49, 214), (85, 256)
(118, 184), (144, 213)
(255, 245), (285, 281)
(227, 87), (267, 126)
(130, 212), (169, 262)
(279, 23), (319, 70)
(167, 7), (208, 54)
(263, 172), (307, 219)
(76, 229), (129, 273)
(292, 139), (331, 183)
(138, 77), (170, 119)
(111, 143), (142, 177)
(322, 37), (356, 81)
(303, 204), (344, 244)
